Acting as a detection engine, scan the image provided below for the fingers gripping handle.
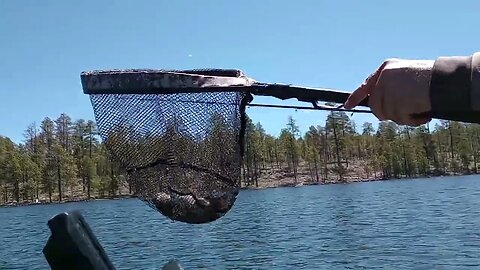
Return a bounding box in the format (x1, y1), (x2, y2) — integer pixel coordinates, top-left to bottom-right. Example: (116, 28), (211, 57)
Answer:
(357, 96), (369, 107)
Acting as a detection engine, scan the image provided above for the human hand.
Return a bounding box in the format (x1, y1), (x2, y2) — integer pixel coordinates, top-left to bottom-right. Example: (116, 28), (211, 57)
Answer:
(344, 59), (435, 126)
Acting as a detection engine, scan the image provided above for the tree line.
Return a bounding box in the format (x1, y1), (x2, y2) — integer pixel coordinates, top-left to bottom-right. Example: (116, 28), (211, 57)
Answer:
(242, 111), (480, 187)
(0, 114), (126, 204)
(1, 111), (480, 204)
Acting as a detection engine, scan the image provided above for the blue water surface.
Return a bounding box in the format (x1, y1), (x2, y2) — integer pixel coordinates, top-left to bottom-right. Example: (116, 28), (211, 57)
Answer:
(2, 175), (480, 269)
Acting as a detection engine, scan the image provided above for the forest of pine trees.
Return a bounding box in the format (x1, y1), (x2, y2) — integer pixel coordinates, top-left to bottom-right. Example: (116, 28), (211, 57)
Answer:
(242, 111), (480, 188)
(2, 110), (480, 205)
(0, 113), (127, 205)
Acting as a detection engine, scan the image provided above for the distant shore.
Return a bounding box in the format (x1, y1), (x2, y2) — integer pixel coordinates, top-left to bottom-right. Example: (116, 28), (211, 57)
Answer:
(0, 194), (136, 208)
(240, 177), (384, 190)
(239, 171), (475, 190)
(2, 173), (473, 208)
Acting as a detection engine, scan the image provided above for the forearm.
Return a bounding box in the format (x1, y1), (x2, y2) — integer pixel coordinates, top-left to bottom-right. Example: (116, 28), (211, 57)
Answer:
(430, 52), (480, 114)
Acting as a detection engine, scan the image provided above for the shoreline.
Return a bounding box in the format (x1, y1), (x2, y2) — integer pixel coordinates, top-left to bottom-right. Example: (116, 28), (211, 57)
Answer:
(0, 194), (136, 208)
(1, 174), (475, 208)
(240, 172), (476, 190)
(239, 177), (387, 190)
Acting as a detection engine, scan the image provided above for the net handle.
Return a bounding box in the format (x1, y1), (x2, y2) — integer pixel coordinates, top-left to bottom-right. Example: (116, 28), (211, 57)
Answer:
(81, 69), (368, 107)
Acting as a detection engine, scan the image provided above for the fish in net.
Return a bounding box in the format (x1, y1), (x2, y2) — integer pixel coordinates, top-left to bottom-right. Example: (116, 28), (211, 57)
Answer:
(81, 69), (373, 224)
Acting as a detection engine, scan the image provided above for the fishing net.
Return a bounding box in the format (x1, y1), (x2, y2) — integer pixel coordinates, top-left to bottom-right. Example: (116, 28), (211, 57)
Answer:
(81, 68), (370, 224)
(83, 69), (253, 224)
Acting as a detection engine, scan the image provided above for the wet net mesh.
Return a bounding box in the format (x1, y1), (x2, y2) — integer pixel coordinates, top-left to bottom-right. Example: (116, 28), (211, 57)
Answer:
(86, 70), (252, 224)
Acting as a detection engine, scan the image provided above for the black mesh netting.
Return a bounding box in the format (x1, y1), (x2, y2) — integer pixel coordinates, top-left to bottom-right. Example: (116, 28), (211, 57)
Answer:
(89, 90), (251, 224)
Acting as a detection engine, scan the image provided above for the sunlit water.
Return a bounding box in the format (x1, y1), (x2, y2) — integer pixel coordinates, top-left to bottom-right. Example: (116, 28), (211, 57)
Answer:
(2, 176), (480, 269)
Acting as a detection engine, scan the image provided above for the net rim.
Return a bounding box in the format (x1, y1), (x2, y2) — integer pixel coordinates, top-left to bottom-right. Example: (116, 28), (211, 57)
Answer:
(81, 69), (257, 95)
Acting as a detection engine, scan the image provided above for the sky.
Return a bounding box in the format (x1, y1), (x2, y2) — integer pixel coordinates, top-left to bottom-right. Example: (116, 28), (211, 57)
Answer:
(1, 0), (479, 143)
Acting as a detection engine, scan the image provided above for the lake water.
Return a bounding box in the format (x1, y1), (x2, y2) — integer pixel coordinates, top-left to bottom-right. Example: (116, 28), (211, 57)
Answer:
(2, 176), (480, 269)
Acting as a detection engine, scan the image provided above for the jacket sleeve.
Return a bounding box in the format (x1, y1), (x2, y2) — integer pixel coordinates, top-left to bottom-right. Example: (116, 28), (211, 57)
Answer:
(429, 52), (480, 123)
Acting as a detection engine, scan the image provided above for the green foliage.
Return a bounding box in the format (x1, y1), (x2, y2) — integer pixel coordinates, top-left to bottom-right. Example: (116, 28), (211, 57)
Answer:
(241, 117), (480, 186)
(0, 113), (128, 204)
(3, 109), (480, 204)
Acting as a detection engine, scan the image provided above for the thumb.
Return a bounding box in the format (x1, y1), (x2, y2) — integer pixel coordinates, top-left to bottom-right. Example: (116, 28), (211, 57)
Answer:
(344, 61), (390, 109)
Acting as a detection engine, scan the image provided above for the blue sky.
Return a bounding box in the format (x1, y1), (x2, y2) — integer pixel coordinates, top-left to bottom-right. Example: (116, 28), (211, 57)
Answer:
(1, 0), (479, 143)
